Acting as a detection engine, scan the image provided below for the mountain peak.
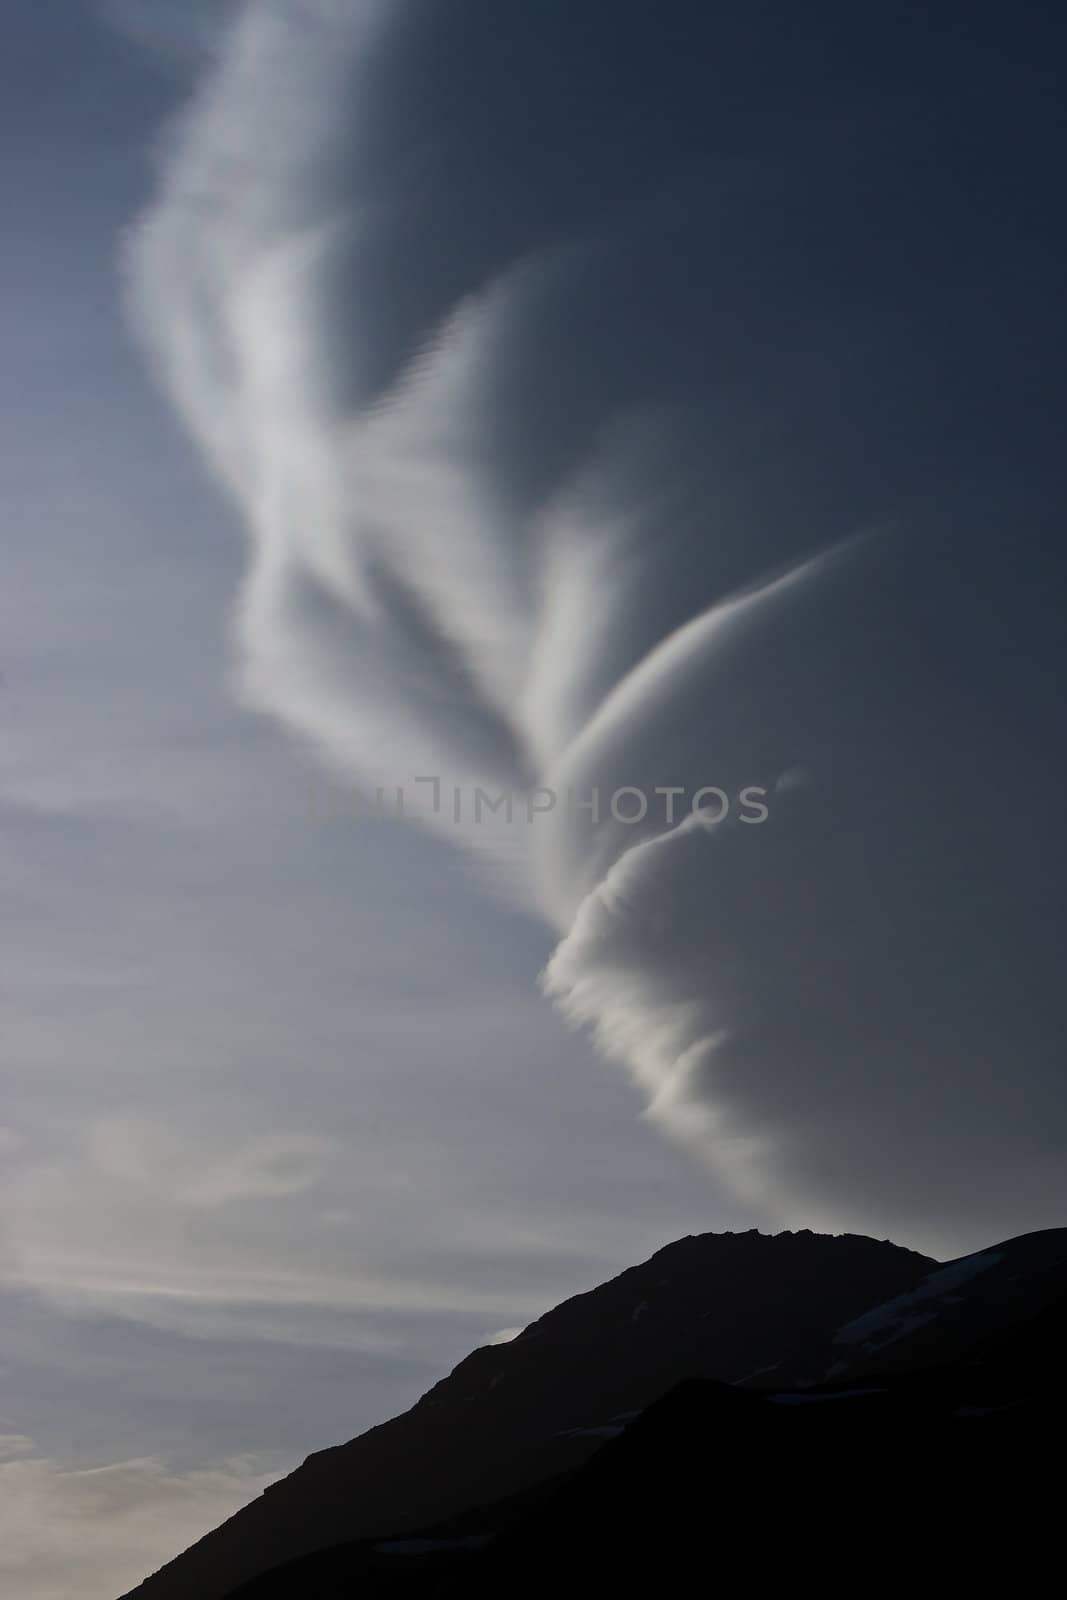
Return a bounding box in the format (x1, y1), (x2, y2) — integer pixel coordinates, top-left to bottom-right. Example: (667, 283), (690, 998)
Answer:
(122, 1226), (938, 1600)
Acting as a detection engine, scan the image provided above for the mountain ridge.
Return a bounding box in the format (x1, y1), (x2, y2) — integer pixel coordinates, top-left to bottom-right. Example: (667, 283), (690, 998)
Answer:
(221, 1223), (1067, 1595)
(120, 1225), (1067, 1599)
(120, 1226), (937, 1599)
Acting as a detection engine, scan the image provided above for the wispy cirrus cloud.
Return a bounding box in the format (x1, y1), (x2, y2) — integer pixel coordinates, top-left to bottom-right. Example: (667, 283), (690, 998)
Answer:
(127, 0), (1067, 1250)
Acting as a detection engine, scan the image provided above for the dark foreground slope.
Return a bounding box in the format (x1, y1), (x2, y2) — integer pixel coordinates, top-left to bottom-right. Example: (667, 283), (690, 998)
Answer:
(227, 1226), (1067, 1597)
(232, 1287), (1067, 1596)
(121, 1229), (933, 1599)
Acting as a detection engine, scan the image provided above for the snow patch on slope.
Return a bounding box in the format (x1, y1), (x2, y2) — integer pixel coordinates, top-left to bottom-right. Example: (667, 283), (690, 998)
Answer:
(833, 1249), (1006, 1354)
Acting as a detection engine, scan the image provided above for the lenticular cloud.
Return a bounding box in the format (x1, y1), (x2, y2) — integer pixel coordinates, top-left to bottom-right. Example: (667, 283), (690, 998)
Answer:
(129, 0), (1067, 1249)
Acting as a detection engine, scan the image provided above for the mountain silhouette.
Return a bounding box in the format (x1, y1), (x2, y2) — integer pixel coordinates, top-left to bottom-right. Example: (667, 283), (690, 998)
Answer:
(120, 1227), (1066, 1599)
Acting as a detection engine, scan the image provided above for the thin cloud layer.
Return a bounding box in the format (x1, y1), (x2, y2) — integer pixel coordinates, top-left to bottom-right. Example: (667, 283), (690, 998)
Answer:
(129, 0), (1067, 1244)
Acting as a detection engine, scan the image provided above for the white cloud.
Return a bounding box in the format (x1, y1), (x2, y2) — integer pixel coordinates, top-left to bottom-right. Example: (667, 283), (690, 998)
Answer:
(127, 0), (1067, 1252)
(87, 1115), (339, 1208)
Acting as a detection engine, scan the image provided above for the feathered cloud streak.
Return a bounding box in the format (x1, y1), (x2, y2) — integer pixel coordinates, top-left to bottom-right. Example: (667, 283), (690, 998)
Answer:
(129, 0), (1067, 1239)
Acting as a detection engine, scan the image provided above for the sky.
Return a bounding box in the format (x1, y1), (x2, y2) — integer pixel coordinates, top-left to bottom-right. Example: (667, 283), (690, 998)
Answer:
(2, 3), (1065, 1597)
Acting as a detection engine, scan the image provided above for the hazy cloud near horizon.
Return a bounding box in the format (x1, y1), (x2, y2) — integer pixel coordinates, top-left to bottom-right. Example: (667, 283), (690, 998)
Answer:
(132, 0), (1067, 1244)
(0, 1440), (277, 1600)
